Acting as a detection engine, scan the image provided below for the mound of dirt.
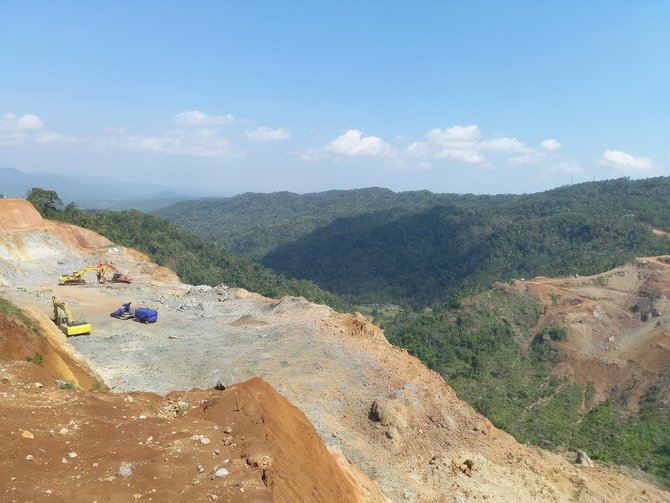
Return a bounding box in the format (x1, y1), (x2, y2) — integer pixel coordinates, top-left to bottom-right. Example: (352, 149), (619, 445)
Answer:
(0, 199), (44, 232)
(0, 360), (376, 502)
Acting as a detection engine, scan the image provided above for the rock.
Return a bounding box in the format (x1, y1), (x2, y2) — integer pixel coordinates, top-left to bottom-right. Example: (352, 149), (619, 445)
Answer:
(25, 454), (35, 461)
(118, 463), (133, 478)
(201, 437), (211, 445)
(223, 426), (232, 434)
(59, 428), (69, 435)
(211, 468), (229, 479)
(21, 430), (34, 439)
(34, 382), (44, 388)
(68, 452), (78, 458)
(575, 450), (594, 467)
(223, 436), (233, 446)
(197, 464), (205, 473)
(246, 453), (273, 469)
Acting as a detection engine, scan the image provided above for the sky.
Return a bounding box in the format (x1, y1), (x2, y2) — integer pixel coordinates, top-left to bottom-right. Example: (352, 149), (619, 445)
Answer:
(1, 1), (668, 196)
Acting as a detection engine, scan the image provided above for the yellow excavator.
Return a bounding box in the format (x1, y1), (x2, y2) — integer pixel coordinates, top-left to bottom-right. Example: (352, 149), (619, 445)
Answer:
(52, 296), (92, 336)
(58, 266), (100, 285)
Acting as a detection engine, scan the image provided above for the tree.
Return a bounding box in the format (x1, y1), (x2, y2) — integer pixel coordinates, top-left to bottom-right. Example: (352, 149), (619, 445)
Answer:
(26, 187), (63, 217)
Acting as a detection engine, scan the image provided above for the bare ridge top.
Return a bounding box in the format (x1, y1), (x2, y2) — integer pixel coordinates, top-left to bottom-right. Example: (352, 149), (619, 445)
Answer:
(0, 198), (44, 232)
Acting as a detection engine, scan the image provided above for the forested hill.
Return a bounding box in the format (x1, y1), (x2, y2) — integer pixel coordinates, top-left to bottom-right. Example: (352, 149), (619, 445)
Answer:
(155, 187), (512, 260)
(157, 177), (670, 308)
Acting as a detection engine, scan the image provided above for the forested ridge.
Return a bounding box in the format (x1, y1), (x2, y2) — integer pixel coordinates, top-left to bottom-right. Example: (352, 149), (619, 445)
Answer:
(156, 187), (511, 260)
(159, 177), (670, 308)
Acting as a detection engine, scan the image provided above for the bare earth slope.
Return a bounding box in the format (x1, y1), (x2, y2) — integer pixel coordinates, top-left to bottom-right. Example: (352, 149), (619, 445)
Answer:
(523, 257), (670, 410)
(1, 198), (668, 502)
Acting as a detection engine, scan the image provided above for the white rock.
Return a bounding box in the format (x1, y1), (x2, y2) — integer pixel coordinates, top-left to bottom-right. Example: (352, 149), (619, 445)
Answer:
(211, 468), (229, 479)
(118, 463), (133, 478)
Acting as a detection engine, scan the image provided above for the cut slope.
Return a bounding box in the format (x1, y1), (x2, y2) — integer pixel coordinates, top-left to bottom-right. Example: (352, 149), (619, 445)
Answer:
(524, 256), (670, 410)
(0, 198), (44, 232)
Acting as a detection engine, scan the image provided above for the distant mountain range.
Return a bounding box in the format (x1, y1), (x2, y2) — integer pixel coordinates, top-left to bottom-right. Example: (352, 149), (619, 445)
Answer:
(0, 167), (201, 211)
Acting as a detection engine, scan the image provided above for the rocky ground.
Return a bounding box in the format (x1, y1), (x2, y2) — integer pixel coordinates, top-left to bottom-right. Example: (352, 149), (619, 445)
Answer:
(1, 198), (669, 502)
(522, 257), (670, 410)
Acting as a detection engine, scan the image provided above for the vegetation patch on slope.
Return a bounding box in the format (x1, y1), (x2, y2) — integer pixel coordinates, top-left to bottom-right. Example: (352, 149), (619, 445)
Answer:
(385, 287), (670, 484)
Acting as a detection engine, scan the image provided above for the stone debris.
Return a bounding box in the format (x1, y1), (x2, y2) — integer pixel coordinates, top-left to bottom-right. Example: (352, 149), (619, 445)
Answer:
(211, 468), (229, 479)
(118, 463), (133, 478)
(576, 450), (594, 468)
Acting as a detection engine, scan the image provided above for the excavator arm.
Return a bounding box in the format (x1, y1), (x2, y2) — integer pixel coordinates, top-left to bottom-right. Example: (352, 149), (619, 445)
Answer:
(58, 265), (100, 285)
(97, 261), (132, 283)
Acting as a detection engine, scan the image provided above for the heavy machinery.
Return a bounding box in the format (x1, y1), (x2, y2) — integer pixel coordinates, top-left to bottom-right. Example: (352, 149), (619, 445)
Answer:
(97, 261), (132, 284)
(58, 261), (132, 285)
(51, 296), (92, 336)
(58, 266), (100, 285)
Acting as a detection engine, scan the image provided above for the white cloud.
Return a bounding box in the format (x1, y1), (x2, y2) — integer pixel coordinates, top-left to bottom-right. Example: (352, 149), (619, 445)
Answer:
(406, 141), (431, 157)
(328, 129), (394, 157)
(0, 112), (43, 132)
(247, 126), (290, 141)
(173, 110), (236, 126)
(509, 152), (546, 164)
(481, 136), (531, 153)
(435, 148), (486, 164)
(125, 128), (237, 157)
(540, 139), (561, 151)
(600, 149), (653, 172)
(427, 125), (479, 144)
(0, 112), (47, 145)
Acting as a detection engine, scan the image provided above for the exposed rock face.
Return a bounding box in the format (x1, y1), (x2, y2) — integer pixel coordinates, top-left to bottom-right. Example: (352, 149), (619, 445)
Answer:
(522, 257), (670, 411)
(576, 450), (595, 468)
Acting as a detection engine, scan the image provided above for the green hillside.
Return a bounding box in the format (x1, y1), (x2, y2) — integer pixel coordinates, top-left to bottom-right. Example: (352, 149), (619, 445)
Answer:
(155, 187), (511, 260)
(157, 178), (670, 308)
(263, 178), (670, 307)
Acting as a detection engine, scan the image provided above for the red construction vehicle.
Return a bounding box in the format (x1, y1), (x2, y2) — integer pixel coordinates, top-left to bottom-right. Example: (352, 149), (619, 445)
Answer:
(97, 260), (133, 284)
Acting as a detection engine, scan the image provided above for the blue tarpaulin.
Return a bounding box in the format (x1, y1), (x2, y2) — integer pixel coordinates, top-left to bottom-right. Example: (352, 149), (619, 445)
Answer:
(135, 307), (158, 323)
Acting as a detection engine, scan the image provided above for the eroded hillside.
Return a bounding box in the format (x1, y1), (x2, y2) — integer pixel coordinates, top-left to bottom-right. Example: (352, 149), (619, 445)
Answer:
(1, 198), (668, 502)
(524, 257), (670, 411)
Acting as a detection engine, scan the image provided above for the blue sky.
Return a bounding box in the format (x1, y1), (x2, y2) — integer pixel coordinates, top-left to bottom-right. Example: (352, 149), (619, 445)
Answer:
(1, 1), (668, 196)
